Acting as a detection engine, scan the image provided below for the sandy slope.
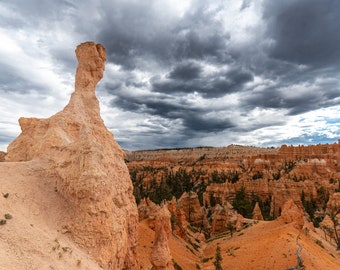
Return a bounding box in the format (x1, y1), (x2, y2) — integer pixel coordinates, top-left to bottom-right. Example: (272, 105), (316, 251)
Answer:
(203, 220), (340, 270)
(0, 161), (102, 270)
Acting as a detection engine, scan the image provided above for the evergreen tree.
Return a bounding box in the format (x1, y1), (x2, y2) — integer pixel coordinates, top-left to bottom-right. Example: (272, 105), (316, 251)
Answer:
(227, 221), (234, 237)
(232, 186), (253, 218)
(213, 245), (223, 270)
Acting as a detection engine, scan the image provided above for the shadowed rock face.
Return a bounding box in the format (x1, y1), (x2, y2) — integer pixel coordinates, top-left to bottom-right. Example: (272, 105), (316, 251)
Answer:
(0, 151), (5, 161)
(6, 42), (139, 270)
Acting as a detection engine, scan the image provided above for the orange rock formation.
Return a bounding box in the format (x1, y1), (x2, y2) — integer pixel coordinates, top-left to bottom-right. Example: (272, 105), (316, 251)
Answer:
(278, 199), (305, 229)
(150, 205), (174, 270)
(0, 151), (5, 161)
(252, 202), (264, 221)
(5, 42), (139, 269)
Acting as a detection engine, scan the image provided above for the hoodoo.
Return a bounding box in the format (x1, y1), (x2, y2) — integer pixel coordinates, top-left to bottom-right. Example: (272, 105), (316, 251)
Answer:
(6, 42), (139, 269)
(150, 205), (174, 270)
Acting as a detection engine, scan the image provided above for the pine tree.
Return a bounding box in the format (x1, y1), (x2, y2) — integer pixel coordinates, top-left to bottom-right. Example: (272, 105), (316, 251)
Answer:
(213, 245), (223, 270)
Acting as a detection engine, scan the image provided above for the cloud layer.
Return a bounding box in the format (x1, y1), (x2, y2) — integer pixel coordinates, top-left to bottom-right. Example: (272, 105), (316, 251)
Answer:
(1, 0), (339, 151)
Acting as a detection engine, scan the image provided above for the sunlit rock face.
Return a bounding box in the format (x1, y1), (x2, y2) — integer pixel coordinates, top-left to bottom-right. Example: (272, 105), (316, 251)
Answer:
(6, 42), (139, 270)
(279, 199), (304, 229)
(150, 205), (174, 270)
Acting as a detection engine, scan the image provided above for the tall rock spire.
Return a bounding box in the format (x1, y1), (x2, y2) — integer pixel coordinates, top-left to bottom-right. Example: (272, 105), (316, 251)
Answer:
(6, 42), (140, 269)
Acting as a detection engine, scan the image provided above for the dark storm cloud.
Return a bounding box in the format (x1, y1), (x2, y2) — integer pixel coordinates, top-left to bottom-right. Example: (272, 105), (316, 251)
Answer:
(168, 62), (202, 80)
(111, 92), (234, 134)
(173, 30), (229, 62)
(112, 93), (196, 120)
(94, 1), (231, 69)
(264, 0), (340, 67)
(111, 92), (188, 117)
(153, 67), (253, 98)
(94, 1), (172, 68)
(183, 113), (235, 133)
(243, 84), (340, 116)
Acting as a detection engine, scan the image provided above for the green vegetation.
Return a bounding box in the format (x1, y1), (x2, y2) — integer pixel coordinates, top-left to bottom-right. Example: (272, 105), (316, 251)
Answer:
(259, 198), (273, 220)
(4, 213), (12, 220)
(130, 166), (208, 204)
(130, 166), (243, 205)
(211, 169), (240, 184)
(283, 160), (296, 174)
(315, 239), (324, 249)
(172, 259), (183, 270)
(227, 221), (234, 237)
(335, 179), (340, 192)
(301, 187), (329, 228)
(272, 170), (281, 180)
(213, 245), (223, 270)
(301, 190), (319, 227)
(202, 257), (213, 263)
(232, 186), (254, 219)
(328, 208), (340, 250)
(252, 171), (263, 180)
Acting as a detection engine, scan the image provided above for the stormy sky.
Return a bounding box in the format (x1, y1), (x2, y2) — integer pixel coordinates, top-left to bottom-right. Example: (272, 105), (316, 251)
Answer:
(1, 0), (340, 151)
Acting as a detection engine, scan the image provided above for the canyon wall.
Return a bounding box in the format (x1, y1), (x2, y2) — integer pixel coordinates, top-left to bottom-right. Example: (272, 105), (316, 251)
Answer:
(127, 140), (340, 234)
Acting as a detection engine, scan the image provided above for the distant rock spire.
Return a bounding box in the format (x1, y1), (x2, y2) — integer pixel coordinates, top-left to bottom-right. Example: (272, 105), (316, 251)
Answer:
(150, 205), (174, 270)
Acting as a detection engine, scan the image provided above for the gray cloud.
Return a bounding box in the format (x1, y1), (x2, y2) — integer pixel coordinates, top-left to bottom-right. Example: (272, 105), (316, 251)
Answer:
(168, 62), (202, 80)
(183, 113), (234, 133)
(0, 0), (339, 151)
(93, 1), (231, 69)
(264, 0), (340, 67)
(152, 66), (253, 98)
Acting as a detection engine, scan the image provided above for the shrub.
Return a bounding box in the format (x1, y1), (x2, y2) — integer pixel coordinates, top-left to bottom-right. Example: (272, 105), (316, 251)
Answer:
(172, 259), (183, 270)
(202, 257), (213, 263)
(4, 213), (12, 220)
(315, 239), (324, 249)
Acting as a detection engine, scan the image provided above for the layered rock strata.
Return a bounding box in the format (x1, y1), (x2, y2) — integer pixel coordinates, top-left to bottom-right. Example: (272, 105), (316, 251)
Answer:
(6, 42), (139, 269)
